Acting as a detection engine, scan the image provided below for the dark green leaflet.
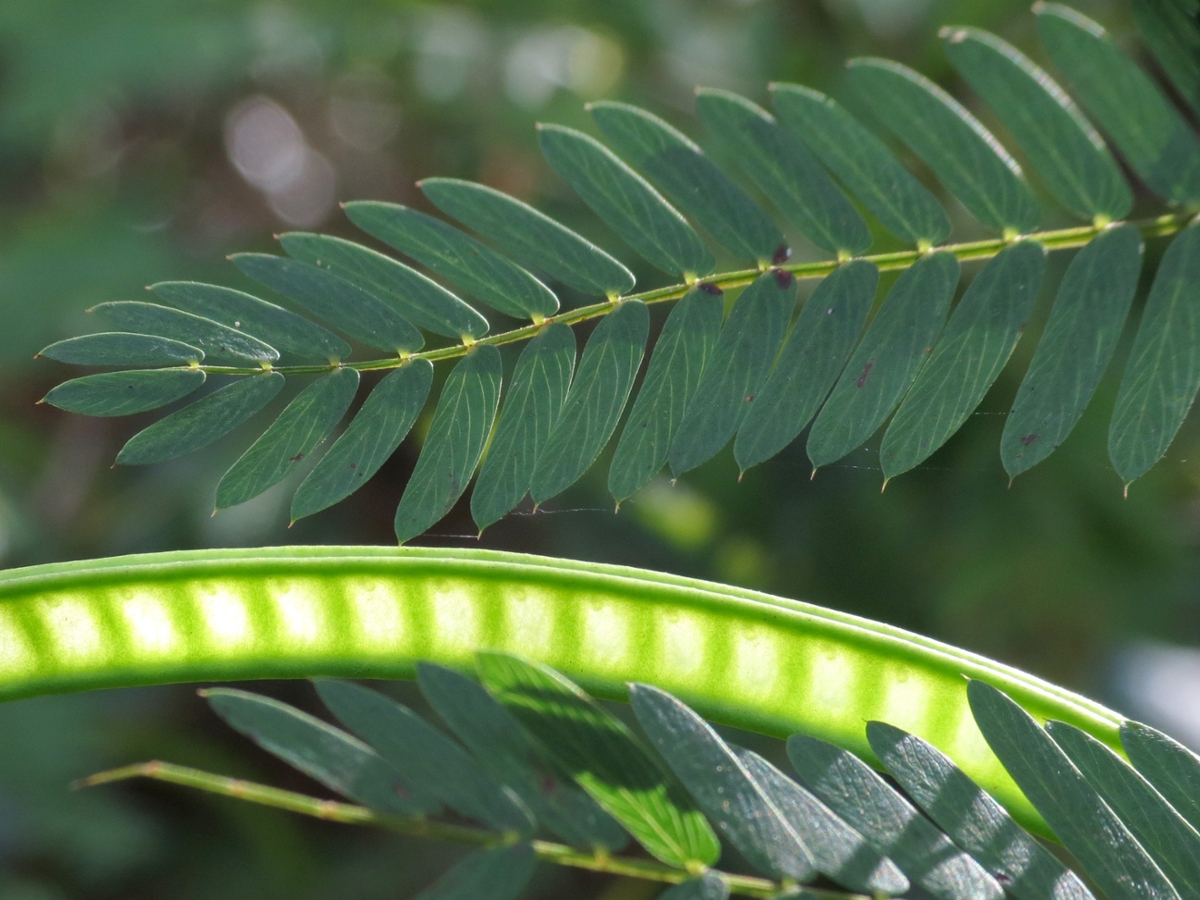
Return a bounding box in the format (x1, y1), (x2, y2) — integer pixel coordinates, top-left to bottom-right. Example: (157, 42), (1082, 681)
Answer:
(1132, 0), (1200, 119)
(1036, 4), (1200, 205)
(1049, 721), (1200, 899)
(807, 252), (960, 471)
(92, 301), (278, 363)
(734, 261), (878, 474)
(291, 361), (433, 522)
(416, 663), (628, 851)
(968, 681), (1180, 900)
(471, 324), (575, 532)
(629, 684), (814, 881)
(343, 201), (558, 321)
(1122, 721), (1200, 835)
(232, 252), (425, 355)
(314, 679), (533, 834)
(881, 241), (1048, 481)
(278, 233), (488, 340)
(608, 287), (724, 502)
(117, 373), (285, 466)
(588, 101), (784, 265)
(658, 874), (729, 900)
(151, 281), (350, 362)
(202, 688), (432, 817)
(215, 368), (359, 510)
(669, 272), (797, 477)
(866, 721), (1094, 900)
(770, 84), (950, 246)
(942, 27), (1131, 222)
(39, 333), (203, 367)
(736, 748), (908, 896)
(846, 59), (1040, 234)
(43, 368), (206, 417)
(394, 346), (502, 544)
(786, 734), (1004, 900)
(538, 123), (714, 278)
(420, 177), (635, 298)
(1002, 225), (1143, 479)
(414, 845), (535, 900)
(529, 300), (648, 505)
(475, 652), (720, 869)
(1109, 224), (1200, 486)
(694, 89), (870, 256)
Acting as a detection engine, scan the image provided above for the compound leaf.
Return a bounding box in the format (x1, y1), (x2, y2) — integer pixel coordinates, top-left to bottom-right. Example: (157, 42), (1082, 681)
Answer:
(43, 368), (206, 417)
(471, 324), (575, 532)
(117, 372), (284, 465)
(291, 361), (433, 522)
(421, 177), (635, 297)
(846, 58), (1039, 234)
(394, 346), (502, 543)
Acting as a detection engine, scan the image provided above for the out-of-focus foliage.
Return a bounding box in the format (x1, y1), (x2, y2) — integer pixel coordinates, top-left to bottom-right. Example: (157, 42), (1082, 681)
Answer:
(4, 0), (1199, 897)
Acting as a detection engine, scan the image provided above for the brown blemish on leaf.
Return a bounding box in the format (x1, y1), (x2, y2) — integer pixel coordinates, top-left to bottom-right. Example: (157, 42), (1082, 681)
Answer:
(698, 282), (723, 296)
(773, 269), (795, 290)
(1019, 433), (1038, 447)
(855, 360), (874, 388)
(772, 244), (792, 265)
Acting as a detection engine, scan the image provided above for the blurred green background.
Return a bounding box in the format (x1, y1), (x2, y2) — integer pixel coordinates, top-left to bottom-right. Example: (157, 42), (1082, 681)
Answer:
(3, 0), (1198, 896)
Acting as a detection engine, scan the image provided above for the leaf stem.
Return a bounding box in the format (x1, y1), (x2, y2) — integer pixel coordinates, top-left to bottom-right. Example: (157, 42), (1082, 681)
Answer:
(193, 210), (1194, 378)
(78, 760), (865, 900)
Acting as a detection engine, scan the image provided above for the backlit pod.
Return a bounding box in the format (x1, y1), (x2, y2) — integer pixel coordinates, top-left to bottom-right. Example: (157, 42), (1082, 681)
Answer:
(0, 546), (1122, 834)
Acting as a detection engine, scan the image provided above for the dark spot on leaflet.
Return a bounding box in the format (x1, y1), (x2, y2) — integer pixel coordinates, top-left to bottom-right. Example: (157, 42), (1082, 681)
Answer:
(348, 463), (357, 469)
(773, 269), (794, 290)
(772, 243), (791, 265)
(745, 394), (755, 403)
(698, 282), (723, 296)
(393, 782), (411, 800)
(538, 774), (557, 795)
(855, 361), (874, 388)
(290, 453), (304, 462)
(1020, 433), (1038, 447)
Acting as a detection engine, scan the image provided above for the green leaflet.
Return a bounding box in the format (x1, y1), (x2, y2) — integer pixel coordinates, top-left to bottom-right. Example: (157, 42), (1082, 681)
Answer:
(588, 101), (784, 265)
(770, 84), (950, 247)
(414, 845), (535, 900)
(669, 271), (797, 477)
(1049, 721), (1200, 899)
(416, 663), (628, 851)
(43, 368), (206, 417)
(39, 332), (203, 368)
(658, 874), (729, 900)
(1109, 223), (1200, 486)
(472, 324), (575, 532)
(394, 346), (502, 544)
(735, 261), (878, 474)
(1036, 4), (1200, 206)
(117, 373), (285, 466)
(736, 748), (907, 896)
(807, 251), (960, 471)
(291, 361), (433, 522)
(215, 368), (359, 510)
(476, 652), (720, 869)
(151, 281), (350, 362)
(201, 688), (433, 817)
(881, 241), (1048, 481)
(232, 252), (424, 355)
(278, 233), (489, 340)
(538, 123), (714, 278)
(629, 684), (814, 881)
(1123, 721), (1200, 835)
(420, 177), (635, 298)
(846, 59), (1040, 234)
(694, 89), (870, 256)
(608, 287), (723, 502)
(866, 721), (1094, 900)
(314, 679), (534, 834)
(343, 201), (559, 321)
(92, 301), (278, 363)
(786, 734), (1004, 900)
(968, 681), (1180, 900)
(530, 300), (648, 505)
(943, 27), (1131, 222)
(1002, 225), (1143, 479)
(1132, 0), (1200, 119)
